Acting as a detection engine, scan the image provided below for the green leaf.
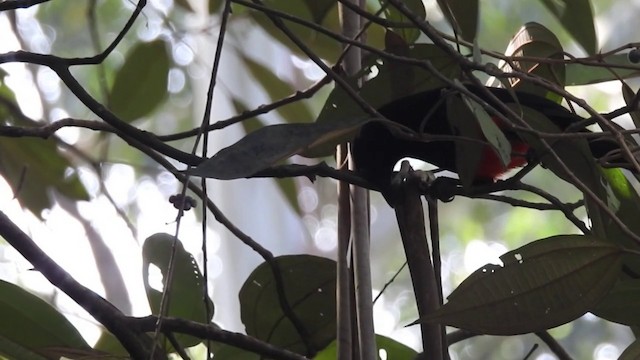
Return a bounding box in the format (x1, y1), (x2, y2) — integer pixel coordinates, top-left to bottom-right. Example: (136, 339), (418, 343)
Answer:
(592, 279), (640, 326)
(0, 280), (90, 358)
(0, 138), (88, 218)
(436, 0), (478, 41)
(108, 39), (170, 122)
(191, 115), (368, 179)
(142, 233), (214, 350)
(233, 100), (302, 214)
(241, 56), (314, 124)
(314, 334), (417, 360)
(490, 22), (565, 96)
(379, 0), (425, 44)
(566, 54), (640, 85)
(622, 83), (640, 129)
(239, 255), (336, 355)
(415, 235), (622, 335)
(538, 0), (597, 54)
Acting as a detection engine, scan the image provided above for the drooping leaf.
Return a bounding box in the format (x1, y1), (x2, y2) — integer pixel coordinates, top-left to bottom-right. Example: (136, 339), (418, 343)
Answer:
(191, 115), (368, 179)
(108, 39), (170, 122)
(142, 233), (214, 350)
(414, 235), (622, 335)
(436, 0), (478, 42)
(622, 83), (640, 129)
(0, 138), (88, 218)
(0, 280), (90, 358)
(489, 22), (565, 98)
(538, 0), (597, 54)
(233, 99), (301, 214)
(379, 0), (425, 43)
(239, 255), (336, 356)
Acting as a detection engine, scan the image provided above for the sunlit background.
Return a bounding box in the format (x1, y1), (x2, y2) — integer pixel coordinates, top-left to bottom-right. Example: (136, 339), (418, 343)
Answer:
(0, 1), (638, 359)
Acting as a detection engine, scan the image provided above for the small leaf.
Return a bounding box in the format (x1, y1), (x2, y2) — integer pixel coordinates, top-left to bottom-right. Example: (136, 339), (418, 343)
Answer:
(622, 83), (640, 129)
(414, 235), (622, 335)
(538, 0), (597, 54)
(191, 116), (368, 179)
(239, 255), (336, 355)
(0, 280), (90, 356)
(109, 39), (170, 122)
(142, 233), (214, 349)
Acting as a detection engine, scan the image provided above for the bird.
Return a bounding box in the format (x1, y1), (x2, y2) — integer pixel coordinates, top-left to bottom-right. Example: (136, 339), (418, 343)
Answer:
(351, 84), (625, 205)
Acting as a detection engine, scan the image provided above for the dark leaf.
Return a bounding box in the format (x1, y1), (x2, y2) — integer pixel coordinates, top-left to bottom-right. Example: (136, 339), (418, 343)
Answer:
(592, 279), (640, 326)
(142, 233), (214, 349)
(314, 334), (417, 359)
(489, 22), (565, 96)
(436, 0), (478, 41)
(0, 280), (90, 358)
(0, 138), (88, 218)
(414, 235), (622, 335)
(566, 54), (640, 85)
(108, 39), (170, 122)
(192, 116), (367, 179)
(234, 100), (302, 214)
(380, 0), (425, 43)
(239, 255), (336, 355)
(538, 0), (597, 54)
(622, 83), (640, 129)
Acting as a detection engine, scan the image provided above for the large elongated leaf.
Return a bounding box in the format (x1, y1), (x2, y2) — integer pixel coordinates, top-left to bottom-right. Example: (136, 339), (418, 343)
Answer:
(592, 279), (640, 326)
(108, 39), (170, 122)
(239, 255), (336, 356)
(0, 280), (90, 359)
(191, 116), (367, 179)
(142, 233), (214, 349)
(0, 138), (88, 218)
(415, 235), (622, 335)
(538, 0), (597, 54)
(566, 54), (640, 85)
(436, 0), (478, 42)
